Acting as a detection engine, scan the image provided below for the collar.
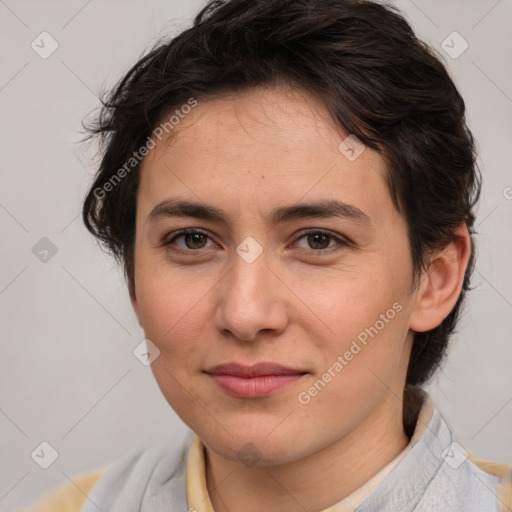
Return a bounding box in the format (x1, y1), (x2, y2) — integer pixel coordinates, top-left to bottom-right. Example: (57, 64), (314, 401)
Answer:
(186, 394), (433, 512)
(81, 392), (504, 511)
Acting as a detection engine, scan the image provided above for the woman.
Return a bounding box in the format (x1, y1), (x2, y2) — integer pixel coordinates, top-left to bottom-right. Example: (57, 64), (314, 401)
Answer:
(22, 0), (512, 510)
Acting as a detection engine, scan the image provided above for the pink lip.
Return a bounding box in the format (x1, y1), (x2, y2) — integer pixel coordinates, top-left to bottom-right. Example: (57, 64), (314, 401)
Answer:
(205, 363), (307, 398)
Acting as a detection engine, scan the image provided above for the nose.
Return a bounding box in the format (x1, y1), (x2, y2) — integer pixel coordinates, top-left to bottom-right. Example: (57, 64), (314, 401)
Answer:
(214, 248), (289, 343)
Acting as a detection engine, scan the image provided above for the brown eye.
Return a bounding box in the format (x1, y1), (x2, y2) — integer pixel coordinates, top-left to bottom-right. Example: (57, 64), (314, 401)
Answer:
(183, 232), (207, 249)
(164, 229), (213, 251)
(294, 230), (348, 252)
(307, 232), (331, 250)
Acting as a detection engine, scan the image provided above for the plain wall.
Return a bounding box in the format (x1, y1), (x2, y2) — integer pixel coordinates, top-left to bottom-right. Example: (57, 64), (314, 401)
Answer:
(0, 0), (511, 510)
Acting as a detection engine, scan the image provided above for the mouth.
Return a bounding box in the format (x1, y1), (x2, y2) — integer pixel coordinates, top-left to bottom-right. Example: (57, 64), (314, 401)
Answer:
(204, 362), (307, 398)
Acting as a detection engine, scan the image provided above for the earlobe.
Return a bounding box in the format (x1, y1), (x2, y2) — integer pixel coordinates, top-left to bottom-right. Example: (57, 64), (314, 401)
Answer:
(409, 224), (471, 333)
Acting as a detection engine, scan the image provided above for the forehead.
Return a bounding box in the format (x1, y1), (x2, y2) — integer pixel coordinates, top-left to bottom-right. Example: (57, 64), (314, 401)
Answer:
(137, 86), (395, 227)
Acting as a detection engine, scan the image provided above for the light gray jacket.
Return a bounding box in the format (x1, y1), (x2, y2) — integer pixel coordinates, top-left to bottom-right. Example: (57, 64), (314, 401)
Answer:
(81, 403), (508, 511)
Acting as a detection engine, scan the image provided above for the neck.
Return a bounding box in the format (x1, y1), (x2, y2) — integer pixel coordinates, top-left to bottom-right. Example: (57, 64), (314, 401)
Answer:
(205, 391), (412, 512)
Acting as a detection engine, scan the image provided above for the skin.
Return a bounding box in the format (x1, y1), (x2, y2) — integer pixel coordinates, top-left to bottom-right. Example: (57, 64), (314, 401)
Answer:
(131, 86), (471, 512)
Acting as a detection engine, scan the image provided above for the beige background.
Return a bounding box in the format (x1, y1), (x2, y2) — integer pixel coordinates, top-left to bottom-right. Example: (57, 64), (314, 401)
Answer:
(0, 0), (511, 510)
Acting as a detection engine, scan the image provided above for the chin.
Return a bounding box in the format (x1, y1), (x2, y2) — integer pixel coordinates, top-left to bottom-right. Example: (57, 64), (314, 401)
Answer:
(197, 419), (316, 468)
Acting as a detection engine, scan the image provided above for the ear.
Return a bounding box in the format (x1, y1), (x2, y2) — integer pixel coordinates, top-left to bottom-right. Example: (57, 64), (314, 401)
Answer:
(129, 285), (143, 328)
(409, 224), (472, 332)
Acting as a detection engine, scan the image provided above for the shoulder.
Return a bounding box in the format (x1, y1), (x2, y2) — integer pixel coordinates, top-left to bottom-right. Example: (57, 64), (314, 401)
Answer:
(425, 448), (512, 511)
(18, 435), (194, 512)
(468, 454), (512, 512)
(469, 454), (512, 478)
(18, 466), (109, 512)
(414, 393), (512, 511)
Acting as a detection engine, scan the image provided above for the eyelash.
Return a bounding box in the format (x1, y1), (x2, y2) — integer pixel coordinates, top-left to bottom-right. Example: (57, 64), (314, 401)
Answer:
(162, 228), (350, 255)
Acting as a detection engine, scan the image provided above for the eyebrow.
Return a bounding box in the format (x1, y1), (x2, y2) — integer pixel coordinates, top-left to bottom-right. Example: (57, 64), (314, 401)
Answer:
(147, 198), (371, 227)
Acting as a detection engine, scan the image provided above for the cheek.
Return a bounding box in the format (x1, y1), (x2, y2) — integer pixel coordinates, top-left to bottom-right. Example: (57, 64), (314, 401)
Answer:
(298, 296), (409, 430)
(134, 263), (213, 359)
(301, 267), (404, 337)
(301, 264), (411, 382)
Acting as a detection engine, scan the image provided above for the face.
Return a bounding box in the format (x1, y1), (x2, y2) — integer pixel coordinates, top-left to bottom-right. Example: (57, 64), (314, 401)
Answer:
(131, 86), (418, 465)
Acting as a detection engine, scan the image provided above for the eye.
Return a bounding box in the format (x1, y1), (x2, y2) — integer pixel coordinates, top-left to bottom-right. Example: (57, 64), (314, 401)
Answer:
(163, 229), (216, 251)
(162, 228), (349, 255)
(292, 229), (349, 253)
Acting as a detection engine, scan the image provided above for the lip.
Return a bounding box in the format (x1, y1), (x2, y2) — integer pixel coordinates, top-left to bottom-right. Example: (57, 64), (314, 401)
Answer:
(204, 362), (307, 398)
